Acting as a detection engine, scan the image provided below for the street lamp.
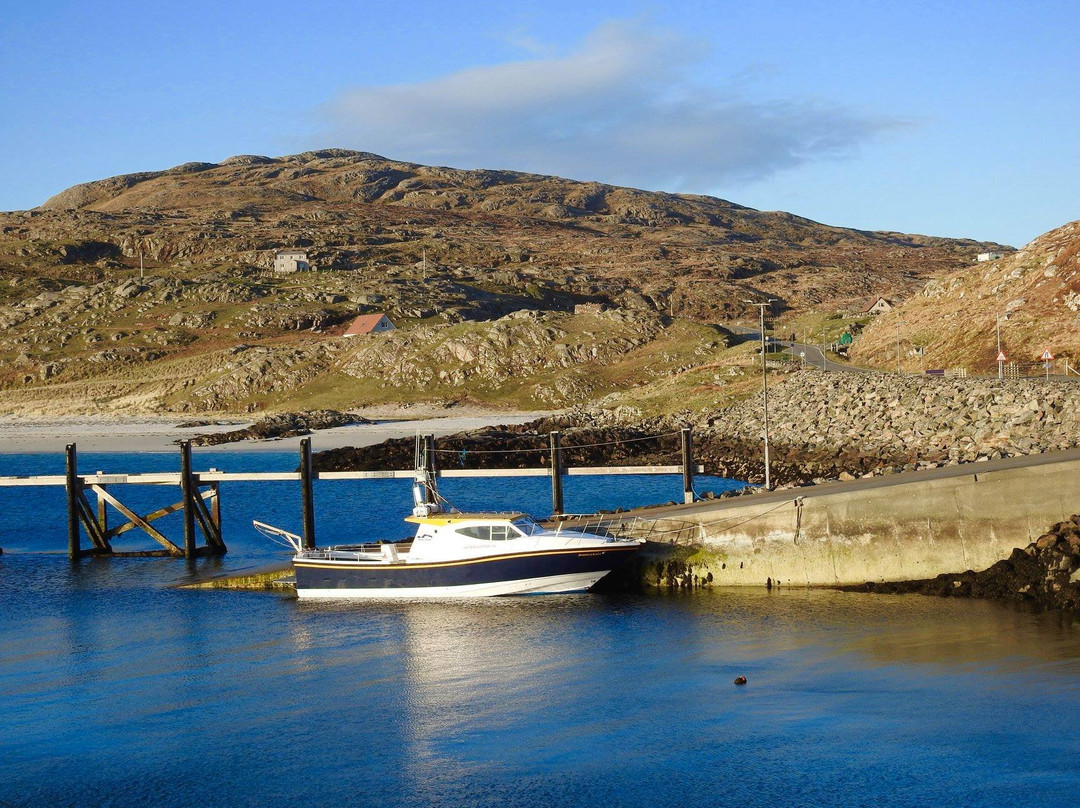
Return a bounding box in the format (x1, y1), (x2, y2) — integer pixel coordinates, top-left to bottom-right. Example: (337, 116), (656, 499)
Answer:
(743, 299), (776, 490)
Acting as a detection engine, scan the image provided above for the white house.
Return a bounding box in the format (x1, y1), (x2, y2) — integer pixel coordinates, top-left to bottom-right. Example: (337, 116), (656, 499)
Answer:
(274, 250), (312, 274)
(861, 296), (895, 315)
(976, 252), (1004, 262)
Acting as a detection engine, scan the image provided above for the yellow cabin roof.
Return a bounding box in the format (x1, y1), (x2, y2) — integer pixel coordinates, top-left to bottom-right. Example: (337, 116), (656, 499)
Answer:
(405, 512), (527, 526)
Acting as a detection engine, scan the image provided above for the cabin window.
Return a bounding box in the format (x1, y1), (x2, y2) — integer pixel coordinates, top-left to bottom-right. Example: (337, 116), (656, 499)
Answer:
(456, 526), (491, 541)
(455, 524), (522, 541)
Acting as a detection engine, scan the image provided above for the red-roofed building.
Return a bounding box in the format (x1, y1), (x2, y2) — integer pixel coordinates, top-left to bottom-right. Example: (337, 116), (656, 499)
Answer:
(343, 313), (395, 336)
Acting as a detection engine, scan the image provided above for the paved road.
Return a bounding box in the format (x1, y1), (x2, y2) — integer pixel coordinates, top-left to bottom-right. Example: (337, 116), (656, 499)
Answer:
(724, 323), (866, 373)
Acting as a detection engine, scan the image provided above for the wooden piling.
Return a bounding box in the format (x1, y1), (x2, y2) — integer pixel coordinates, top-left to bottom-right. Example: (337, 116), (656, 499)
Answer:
(65, 444), (81, 560)
(96, 483), (107, 536)
(300, 438), (316, 551)
(424, 434), (437, 475)
(211, 482), (222, 548)
(550, 431), (564, 516)
(180, 440), (197, 559)
(681, 427), (695, 504)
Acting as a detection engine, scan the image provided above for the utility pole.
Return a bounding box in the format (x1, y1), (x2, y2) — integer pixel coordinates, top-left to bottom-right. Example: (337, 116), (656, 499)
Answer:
(744, 299), (776, 490)
(997, 314), (1005, 380)
(821, 326), (827, 371)
(895, 319), (907, 375)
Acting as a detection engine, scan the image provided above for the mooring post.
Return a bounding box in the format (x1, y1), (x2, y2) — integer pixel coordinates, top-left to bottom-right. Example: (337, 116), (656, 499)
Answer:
(550, 431), (564, 516)
(180, 440), (197, 559)
(96, 483), (107, 535)
(300, 437), (316, 551)
(65, 443), (81, 560)
(681, 427), (695, 504)
(424, 434), (437, 475)
(211, 482), (222, 545)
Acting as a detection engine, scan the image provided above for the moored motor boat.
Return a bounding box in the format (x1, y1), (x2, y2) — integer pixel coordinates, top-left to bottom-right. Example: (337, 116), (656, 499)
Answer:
(254, 443), (642, 599)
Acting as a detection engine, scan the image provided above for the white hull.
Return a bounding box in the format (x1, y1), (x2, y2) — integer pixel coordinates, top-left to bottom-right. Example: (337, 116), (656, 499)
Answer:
(295, 570), (609, 600)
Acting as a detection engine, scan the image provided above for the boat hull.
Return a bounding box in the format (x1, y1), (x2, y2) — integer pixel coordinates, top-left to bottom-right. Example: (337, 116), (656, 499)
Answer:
(293, 544), (639, 599)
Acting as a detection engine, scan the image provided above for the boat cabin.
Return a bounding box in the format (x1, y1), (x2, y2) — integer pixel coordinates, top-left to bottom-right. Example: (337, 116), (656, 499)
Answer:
(405, 513), (546, 562)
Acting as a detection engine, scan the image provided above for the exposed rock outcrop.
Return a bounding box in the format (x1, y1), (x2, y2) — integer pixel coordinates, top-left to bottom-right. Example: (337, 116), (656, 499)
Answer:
(185, 410), (368, 446)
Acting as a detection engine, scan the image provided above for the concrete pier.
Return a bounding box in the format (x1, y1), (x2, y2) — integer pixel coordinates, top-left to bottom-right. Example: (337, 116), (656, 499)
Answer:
(645, 448), (1080, 587)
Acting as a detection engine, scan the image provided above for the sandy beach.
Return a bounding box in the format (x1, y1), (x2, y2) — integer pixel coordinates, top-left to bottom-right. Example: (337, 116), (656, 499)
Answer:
(0, 408), (549, 454)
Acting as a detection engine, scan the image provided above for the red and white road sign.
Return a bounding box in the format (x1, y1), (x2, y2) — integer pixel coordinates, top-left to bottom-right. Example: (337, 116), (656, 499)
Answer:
(1041, 349), (1054, 361)
(997, 351), (1007, 362)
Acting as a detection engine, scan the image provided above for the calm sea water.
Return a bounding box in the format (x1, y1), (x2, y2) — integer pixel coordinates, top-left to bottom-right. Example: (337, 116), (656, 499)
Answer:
(2, 451), (1080, 808)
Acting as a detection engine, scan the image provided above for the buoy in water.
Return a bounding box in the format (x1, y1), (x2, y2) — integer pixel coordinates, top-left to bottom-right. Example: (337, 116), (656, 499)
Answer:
(734, 676), (747, 686)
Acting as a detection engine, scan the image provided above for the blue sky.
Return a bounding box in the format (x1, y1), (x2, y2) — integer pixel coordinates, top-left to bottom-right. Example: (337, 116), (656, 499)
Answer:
(0, 0), (1075, 246)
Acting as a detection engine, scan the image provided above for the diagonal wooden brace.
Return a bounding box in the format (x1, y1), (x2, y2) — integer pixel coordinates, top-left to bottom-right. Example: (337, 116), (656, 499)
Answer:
(91, 484), (184, 557)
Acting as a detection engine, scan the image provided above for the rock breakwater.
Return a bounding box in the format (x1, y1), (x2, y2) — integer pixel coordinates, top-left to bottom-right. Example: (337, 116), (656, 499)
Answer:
(696, 371), (1080, 484)
(313, 371), (1080, 487)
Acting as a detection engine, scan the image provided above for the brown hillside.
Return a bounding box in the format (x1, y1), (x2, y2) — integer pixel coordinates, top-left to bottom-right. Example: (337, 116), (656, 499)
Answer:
(0, 149), (1012, 415)
(850, 220), (1080, 373)
(24, 149), (1006, 321)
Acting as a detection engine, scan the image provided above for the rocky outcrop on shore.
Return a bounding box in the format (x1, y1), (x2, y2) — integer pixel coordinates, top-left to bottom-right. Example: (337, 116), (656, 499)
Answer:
(184, 410), (367, 446)
(847, 515), (1080, 612)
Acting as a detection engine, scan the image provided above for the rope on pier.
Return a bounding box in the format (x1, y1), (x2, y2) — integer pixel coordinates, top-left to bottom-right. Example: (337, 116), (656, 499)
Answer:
(703, 498), (795, 532)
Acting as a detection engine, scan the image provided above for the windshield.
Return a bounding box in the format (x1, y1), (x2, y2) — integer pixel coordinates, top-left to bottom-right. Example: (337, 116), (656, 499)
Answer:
(511, 517), (541, 536)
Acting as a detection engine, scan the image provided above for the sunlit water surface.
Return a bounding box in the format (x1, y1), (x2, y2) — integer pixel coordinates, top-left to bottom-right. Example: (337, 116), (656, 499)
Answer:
(2, 452), (1079, 807)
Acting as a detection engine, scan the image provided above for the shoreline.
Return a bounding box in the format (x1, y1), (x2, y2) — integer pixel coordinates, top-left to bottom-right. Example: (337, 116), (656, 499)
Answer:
(0, 409), (549, 454)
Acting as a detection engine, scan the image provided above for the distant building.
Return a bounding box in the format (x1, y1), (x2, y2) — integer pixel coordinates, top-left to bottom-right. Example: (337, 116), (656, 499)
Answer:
(977, 252), (1004, 262)
(861, 296), (895, 315)
(343, 313), (396, 336)
(273, 250), (311, 274)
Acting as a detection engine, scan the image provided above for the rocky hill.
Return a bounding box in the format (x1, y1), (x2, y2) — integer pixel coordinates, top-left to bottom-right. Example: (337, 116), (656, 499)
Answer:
(850, 219), (1080, 373)
(0, 149), (1009, 415)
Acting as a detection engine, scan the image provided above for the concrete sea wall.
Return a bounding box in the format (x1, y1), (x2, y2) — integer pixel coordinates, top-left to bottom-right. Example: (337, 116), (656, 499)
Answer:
(640, 451), (1080, 587)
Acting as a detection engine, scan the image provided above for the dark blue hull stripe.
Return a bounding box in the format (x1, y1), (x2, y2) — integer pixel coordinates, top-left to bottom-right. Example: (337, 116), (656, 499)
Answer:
(295, 546), (638, 591)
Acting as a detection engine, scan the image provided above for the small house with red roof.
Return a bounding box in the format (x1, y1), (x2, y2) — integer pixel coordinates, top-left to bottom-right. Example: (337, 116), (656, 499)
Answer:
(343, 313), (396, 336)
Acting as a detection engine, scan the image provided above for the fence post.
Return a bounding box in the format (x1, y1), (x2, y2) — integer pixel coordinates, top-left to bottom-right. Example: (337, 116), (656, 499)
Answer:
(550, 431), (564, 516)
(681, 427), (694, 504)
(300, 438), (316, 551)
(65, 443), (81, 560)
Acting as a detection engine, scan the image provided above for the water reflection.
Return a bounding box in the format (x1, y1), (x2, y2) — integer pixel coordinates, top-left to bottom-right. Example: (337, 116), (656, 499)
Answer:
(5, 548), (1080, 807)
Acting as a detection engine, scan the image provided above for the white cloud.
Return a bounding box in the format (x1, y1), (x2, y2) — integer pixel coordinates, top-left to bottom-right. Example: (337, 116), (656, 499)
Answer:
(321, 20), (906, 191)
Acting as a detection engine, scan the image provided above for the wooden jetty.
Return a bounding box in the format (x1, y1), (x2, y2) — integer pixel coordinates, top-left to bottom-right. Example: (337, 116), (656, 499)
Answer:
(0, 429), (702, 560)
